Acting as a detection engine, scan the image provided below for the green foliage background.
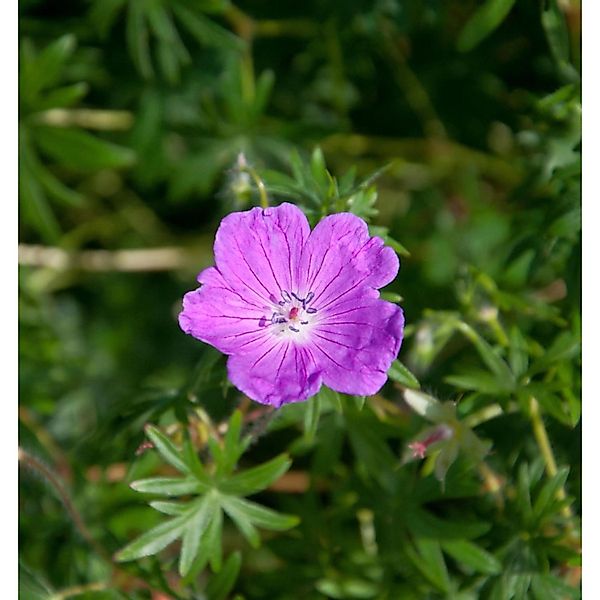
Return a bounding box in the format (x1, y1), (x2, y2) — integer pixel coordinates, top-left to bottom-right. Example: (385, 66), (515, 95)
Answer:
(19, 0), (581, 598)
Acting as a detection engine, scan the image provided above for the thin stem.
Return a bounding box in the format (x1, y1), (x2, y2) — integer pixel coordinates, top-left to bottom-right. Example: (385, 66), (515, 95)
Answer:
(51, 582), (109, 600)
(33, 108), (133, 131)
(528, 397), (573, 520)
(379, 18), (447, 139)
(18, 447), (111, 563)
(242, 166), (269, 208)
(464, 403), (505, 429)
(19, 244), (194, 272)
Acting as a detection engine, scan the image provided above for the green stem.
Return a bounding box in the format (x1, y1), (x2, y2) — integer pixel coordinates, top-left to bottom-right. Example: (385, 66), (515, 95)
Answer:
(243, 166), (269, 208)
(528, 397), (573, 521)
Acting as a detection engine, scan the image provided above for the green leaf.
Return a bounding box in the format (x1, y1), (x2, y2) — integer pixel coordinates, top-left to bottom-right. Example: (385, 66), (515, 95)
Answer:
(541, 0), (571, 67)
(441, 539), (502, 575)
(115, 514), (187, 561)
(34, 127), (136, 172)
(445, 371), (511, 394)
(28, 34), (76, 97)
(89, 0), (127, 38)
(388, 360), (420, 389)
(173, 6), (244, 51)
(19, 563), (54, 600)
(149, 500), (188, 516)
(219, 454), (292, 496)
(310, 147), (328, 190)
(219, 410), (249, 474)
(179, 496), (213, 576)
(508, 327), (529, 378)
(317, 385), (342, 412)
(221, 498), (260, 548)
(406, 508), (491, 540)
(411, 538), (450, 592)
(456, 322), (515, 386)
(457, 0), (517, 53)
(130, 476), (204, 496)
(19, 152), (60, 243)
(182, 436), (211, 483)
(222, 496), (299, 531)
(529, 331), (580, 375)
(206, 506), (224, 572)
(531, 574), (581, 600)
(126, 1), (153, 78)
(35, 163), (85, 207)
(303, 393), (321, 441)
(37, 82), (89, 111)
(532, 466), (570, 521)
(205, 551), (242, 600)
(253, 69), (275, 118)
(144, 425), (190, 474)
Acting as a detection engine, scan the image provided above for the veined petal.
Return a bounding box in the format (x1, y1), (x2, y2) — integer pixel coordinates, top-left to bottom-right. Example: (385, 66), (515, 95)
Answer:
(310, 293), (404, 396)
(299, 212), (399, 308)
(227, 342), (323, 407)
(214, 203), (310, 305)
(179, 267), (272, 355)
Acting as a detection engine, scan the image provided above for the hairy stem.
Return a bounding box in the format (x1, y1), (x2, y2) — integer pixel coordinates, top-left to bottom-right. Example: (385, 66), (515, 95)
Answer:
(18, 447), (111, 563)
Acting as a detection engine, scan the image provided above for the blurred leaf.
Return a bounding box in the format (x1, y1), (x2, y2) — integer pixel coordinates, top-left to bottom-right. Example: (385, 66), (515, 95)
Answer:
(173, 5), (244, 52)
(34, 127), (136, 172)
(531, 574), (581, 599)
(445, 370), (511, 394)
(410, 538), (450, 592)
(21, 34), (76, 102)
(541, 0), (577, 80)
(457, 0), (517, 52)
(456, 321), (515, 386)
(441, 539), (502, 575)
(205, 551), (242, 600)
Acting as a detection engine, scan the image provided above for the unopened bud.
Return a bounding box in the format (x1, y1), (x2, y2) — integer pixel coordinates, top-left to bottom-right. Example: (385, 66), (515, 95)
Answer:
(408, 424), (453, 459)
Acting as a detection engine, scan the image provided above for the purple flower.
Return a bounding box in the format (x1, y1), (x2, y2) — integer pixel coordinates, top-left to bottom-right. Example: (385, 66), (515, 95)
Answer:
(179, 203), (404, 407)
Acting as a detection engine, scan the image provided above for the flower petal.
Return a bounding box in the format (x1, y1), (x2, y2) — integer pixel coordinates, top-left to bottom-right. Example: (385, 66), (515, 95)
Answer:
(214, 203), (310, 305)
(179, 267), (272, 355)
(227, 342), (323, 407)
(299, 213), (399, 308)
(310, 293), (404, 395)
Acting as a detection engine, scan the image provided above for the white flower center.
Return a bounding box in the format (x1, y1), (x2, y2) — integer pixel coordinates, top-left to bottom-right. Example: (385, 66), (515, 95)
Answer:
(268, 290), (318, 341)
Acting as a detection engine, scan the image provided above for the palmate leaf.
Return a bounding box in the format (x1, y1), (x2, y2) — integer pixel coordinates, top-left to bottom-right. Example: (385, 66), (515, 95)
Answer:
(91, 0), (243, 82)
(34, 127), (136, 172)
(117, 411), (298, 577)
